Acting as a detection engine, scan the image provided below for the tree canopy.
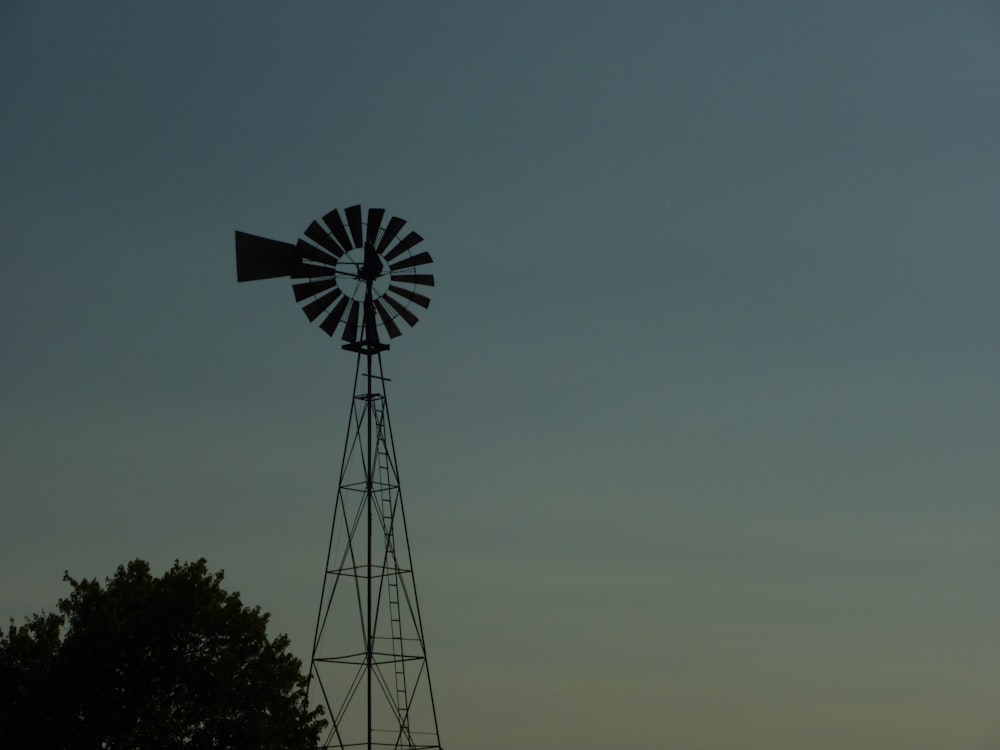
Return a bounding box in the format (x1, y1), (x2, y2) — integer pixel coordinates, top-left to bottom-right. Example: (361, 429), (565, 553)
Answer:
(0, 559), (324, 749)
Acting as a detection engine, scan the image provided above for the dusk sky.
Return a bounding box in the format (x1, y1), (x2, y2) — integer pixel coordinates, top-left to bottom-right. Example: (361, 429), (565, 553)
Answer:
(2, 3), (999, 748)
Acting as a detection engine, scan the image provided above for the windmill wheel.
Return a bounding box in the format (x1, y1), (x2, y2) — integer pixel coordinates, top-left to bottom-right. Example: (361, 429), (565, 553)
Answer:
(235, 205), (434, 350)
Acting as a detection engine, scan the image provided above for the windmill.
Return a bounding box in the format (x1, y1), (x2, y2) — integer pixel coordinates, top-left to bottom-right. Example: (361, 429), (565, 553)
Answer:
(235, 205), (442, 750)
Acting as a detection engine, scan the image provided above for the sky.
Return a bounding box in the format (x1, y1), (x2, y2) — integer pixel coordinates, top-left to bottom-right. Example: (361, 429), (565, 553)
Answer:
(2, 2), (999, 748)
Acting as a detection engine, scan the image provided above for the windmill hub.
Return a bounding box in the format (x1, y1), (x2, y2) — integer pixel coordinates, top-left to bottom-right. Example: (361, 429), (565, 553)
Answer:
(336, 249), (388, 300)
(359, 255), (382, 282)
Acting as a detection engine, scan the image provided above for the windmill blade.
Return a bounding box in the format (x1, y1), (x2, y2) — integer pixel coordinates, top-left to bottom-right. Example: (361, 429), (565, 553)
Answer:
(341, 300), (361, 342)
(390, 273), (434, 287)
(383, 231), (423, 262)
(383, 292), (420, 327)
(302, 287), (343, 321)
(366, 208), (385, 250)
(388, 285), (431, 309)
(290, 261), (338, 279)
(374, 299), (403, 339)
(322, 209), (355, 253)
(304, 222), (346, 259)
(319, 295), (351, 337)
(293, 277), (340, 303)
(374, 216), (406, 254)
(388, 251), (433, 272)
(235, 231), (301, 281)
(344, 205), (364, 248)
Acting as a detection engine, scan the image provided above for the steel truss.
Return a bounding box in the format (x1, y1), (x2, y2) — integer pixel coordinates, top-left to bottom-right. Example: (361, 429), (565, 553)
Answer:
(310, 347), (442, 750)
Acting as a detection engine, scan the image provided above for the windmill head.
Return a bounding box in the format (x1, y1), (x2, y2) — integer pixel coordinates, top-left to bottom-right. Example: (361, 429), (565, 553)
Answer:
(235, 205), (434, 352)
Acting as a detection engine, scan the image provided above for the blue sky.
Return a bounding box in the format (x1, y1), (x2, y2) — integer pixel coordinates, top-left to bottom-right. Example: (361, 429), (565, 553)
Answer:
(2, 3), (999, 748)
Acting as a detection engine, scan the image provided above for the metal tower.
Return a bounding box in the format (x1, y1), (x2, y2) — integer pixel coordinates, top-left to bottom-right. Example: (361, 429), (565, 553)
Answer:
(235, 205), (442, 750)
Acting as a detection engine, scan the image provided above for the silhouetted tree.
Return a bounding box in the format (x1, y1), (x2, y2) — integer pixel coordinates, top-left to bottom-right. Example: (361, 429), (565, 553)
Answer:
(0, 559), (324, 749)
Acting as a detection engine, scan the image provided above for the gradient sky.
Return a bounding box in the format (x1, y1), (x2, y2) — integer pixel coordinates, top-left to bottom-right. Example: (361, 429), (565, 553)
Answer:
(2, 3), (999, 748)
